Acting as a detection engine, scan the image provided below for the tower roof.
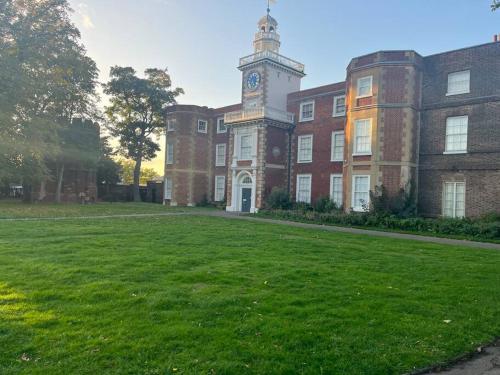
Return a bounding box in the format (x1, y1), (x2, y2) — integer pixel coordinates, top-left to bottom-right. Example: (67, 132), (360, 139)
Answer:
(258, 14), (278, 27)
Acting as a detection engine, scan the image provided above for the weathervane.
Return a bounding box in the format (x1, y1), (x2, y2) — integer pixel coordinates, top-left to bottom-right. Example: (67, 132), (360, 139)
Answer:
(267, 0), (276, 16)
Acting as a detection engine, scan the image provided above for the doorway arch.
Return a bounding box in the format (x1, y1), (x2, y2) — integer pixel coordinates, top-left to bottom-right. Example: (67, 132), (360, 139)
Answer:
(237, 171), (254, 212)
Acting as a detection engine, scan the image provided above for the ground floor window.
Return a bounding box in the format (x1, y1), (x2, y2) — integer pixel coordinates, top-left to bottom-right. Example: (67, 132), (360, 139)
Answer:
(443, 182), (465, 218)
(165, 177), (172, 200)
(330, 174), (343, 208)
(296, 174), (312, 204)
(214, 176), (225, 202)
(352, 175), (370, 211)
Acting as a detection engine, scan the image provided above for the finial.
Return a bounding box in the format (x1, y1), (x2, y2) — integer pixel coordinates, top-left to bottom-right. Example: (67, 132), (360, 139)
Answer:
(267, 0), (270, 16)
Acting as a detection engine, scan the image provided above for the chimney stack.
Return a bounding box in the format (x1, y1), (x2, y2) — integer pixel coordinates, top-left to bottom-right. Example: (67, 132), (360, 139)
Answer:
(495, 34), (499, 42)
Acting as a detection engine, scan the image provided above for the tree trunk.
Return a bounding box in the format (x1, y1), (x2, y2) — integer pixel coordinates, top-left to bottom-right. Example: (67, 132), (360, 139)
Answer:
(55, 164), (65, 203)
(133, 157), (142, 202)
(22, 184), (33, 203)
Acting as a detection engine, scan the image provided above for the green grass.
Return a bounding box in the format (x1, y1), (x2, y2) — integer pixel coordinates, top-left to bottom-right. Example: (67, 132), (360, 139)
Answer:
(1, 203), (500, 374)
(0, 200), (189, 219)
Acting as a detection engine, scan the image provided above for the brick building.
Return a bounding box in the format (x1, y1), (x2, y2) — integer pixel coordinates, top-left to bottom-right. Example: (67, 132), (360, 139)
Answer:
(164, 11), (500, 218)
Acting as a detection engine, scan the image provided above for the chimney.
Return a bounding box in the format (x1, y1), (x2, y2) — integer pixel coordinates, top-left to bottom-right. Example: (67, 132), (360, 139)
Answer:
(495, 34), (500, 42)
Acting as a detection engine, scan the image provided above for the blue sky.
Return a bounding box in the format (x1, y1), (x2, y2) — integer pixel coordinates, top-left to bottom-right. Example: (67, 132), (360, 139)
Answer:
(68, 0), (499, 172)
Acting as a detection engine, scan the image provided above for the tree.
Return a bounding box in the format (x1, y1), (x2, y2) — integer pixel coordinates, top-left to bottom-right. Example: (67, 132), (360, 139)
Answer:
(97, 137), (121, 186)
(0, 0), (99, 201)
(493, 1), (500, 10)
(104, 67), (183, 201)
(118, 160), (160, 186)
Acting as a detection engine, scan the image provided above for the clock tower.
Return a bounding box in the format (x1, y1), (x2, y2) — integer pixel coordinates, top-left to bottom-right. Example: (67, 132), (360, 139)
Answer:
(224, 8), (305, 213)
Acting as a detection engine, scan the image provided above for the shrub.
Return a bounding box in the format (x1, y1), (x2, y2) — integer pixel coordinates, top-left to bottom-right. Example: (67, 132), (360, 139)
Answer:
(314, 196), (339, 213)
(266, 188), (292, 210)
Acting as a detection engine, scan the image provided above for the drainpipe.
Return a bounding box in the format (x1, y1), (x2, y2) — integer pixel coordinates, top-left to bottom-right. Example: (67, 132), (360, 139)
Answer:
(287, 128), (292, 195)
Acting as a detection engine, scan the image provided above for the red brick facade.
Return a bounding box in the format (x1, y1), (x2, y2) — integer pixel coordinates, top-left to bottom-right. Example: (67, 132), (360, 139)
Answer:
(165, 41), (500, 218)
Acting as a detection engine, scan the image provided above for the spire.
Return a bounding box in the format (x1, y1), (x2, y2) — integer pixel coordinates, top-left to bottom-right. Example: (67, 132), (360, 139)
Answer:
(254, 4), (280, 53)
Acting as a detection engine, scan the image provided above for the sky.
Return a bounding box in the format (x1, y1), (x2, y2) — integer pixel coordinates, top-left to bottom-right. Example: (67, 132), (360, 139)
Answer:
(68, 0), (500, 173)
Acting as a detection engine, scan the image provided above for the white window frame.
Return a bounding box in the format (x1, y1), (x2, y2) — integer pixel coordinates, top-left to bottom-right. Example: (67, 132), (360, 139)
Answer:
(447, 70), (470, 96)
(217, 117), (226, 133)
(330, 174), (343, 208)
(197, 119), (208, 133)
(215, 143), (226, 167)
(442, 181), (465, 218)
(239, 134), (253, 160)
(214, 176), (226, 202)
(353, 118), (372, 156)
(164, 177), (172, 200)
(332, 95), (346, 117)
(444, 115), (468, 154)
(296, 174), (312, 204)
(166, 142), (174, 165)
(167, 119), (175, 132)
(331, 131), (344, 162)
(299, 100), (315, 122)
(356, 76), (373, 98)
(351, 175), (370, 212)
(297, 134), (313, 163)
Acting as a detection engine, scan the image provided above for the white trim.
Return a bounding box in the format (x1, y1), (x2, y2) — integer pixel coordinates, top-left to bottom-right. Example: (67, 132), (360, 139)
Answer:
(354, 118), (372, 155)
(215, 143), (226, 167)
(330, 174), (343, 207)
(167, 119), (175, 132)
(332, 95), (346, 117)
(442, 181), (465, 218)
(299, 100), (315, 122)
(444, 115), (468, 154)
(297, 134), (313, 163)
(446, 70), (470, 96)
(330, 131), (344, 162)
(164, 177), (172, 200)
(214, 175), (225, 202)
(216, 117), (227, 133)
(166, 142), (174, 165)
(351, 175), (370, 212)
(356, 76), (373, 98)
(296, 174), (312, 204)
(197, 119), (208, 133)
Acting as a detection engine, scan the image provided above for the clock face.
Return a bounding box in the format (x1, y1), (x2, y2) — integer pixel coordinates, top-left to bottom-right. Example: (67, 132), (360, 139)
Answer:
(246, 71), (261, 90)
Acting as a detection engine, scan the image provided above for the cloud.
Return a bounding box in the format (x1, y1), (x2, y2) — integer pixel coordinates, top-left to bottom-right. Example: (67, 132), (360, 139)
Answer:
(76, 2), (95, 30)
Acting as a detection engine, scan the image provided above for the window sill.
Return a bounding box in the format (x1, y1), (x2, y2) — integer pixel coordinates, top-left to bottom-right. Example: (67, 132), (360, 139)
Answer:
(299, 118), (314, 123)
(446, 91), (470, 96)
(443, 151), (467, 155)
(352, 153), (372, 157)
(355, 94), (372, 99)
(331, 159), (343, 162)
(297, 160), (312, 164)
(215, 164), (226, 167)
(332, 113), (346, 118)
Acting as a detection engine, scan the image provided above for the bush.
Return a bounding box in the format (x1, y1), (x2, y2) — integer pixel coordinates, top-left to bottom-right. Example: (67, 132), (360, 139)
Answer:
(314, 196), (339, 213)
(266, 188), (292, 210)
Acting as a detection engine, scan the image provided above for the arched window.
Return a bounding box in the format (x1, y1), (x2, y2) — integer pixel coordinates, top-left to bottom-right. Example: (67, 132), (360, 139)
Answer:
(241, 175), (252, 184)
(269, 26), (274, 32)
(261, 26), (266, 32)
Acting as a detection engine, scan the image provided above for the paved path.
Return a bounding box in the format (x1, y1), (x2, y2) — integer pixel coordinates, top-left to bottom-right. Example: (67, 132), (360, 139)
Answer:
(419, 342), (500, 375)
(2, 210), (499, 251)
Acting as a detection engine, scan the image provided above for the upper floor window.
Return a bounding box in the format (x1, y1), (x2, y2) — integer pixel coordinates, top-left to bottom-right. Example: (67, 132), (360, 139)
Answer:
(445, 116), (468, 154)
(167, 119), (175, 132)
(299, 101), (315, 122)
(240, 134), (252, 160)
(215, 143), (226, 166)
(217, 117), (226, 133)
(331, 131), (344, 162)
(354, 119), (372, 155)
(443, 182), (465, 218)
(197, 119), (207, 133)
(333, 95), (346, 117)
(357, 76), (373, 98)
(296, 174), (312, 204)
(297, 134), (313, 163)
(447, 70), (470, 96)
(166, 142), (174, 164)
(164, 177), (173, 200)
(352, 175), (370, 212)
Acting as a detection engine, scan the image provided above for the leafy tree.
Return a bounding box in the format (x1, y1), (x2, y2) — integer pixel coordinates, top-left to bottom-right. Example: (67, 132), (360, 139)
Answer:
(493, 1), (500, 10)
(118, 160), (160, 185)
(0, 0), (99, 201)
(97, 137), (121, 186)
(104, 67), (183, 201)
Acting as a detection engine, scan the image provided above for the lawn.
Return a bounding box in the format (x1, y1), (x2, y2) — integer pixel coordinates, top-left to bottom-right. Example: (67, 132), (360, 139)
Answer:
(1, 203), (500, 374)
